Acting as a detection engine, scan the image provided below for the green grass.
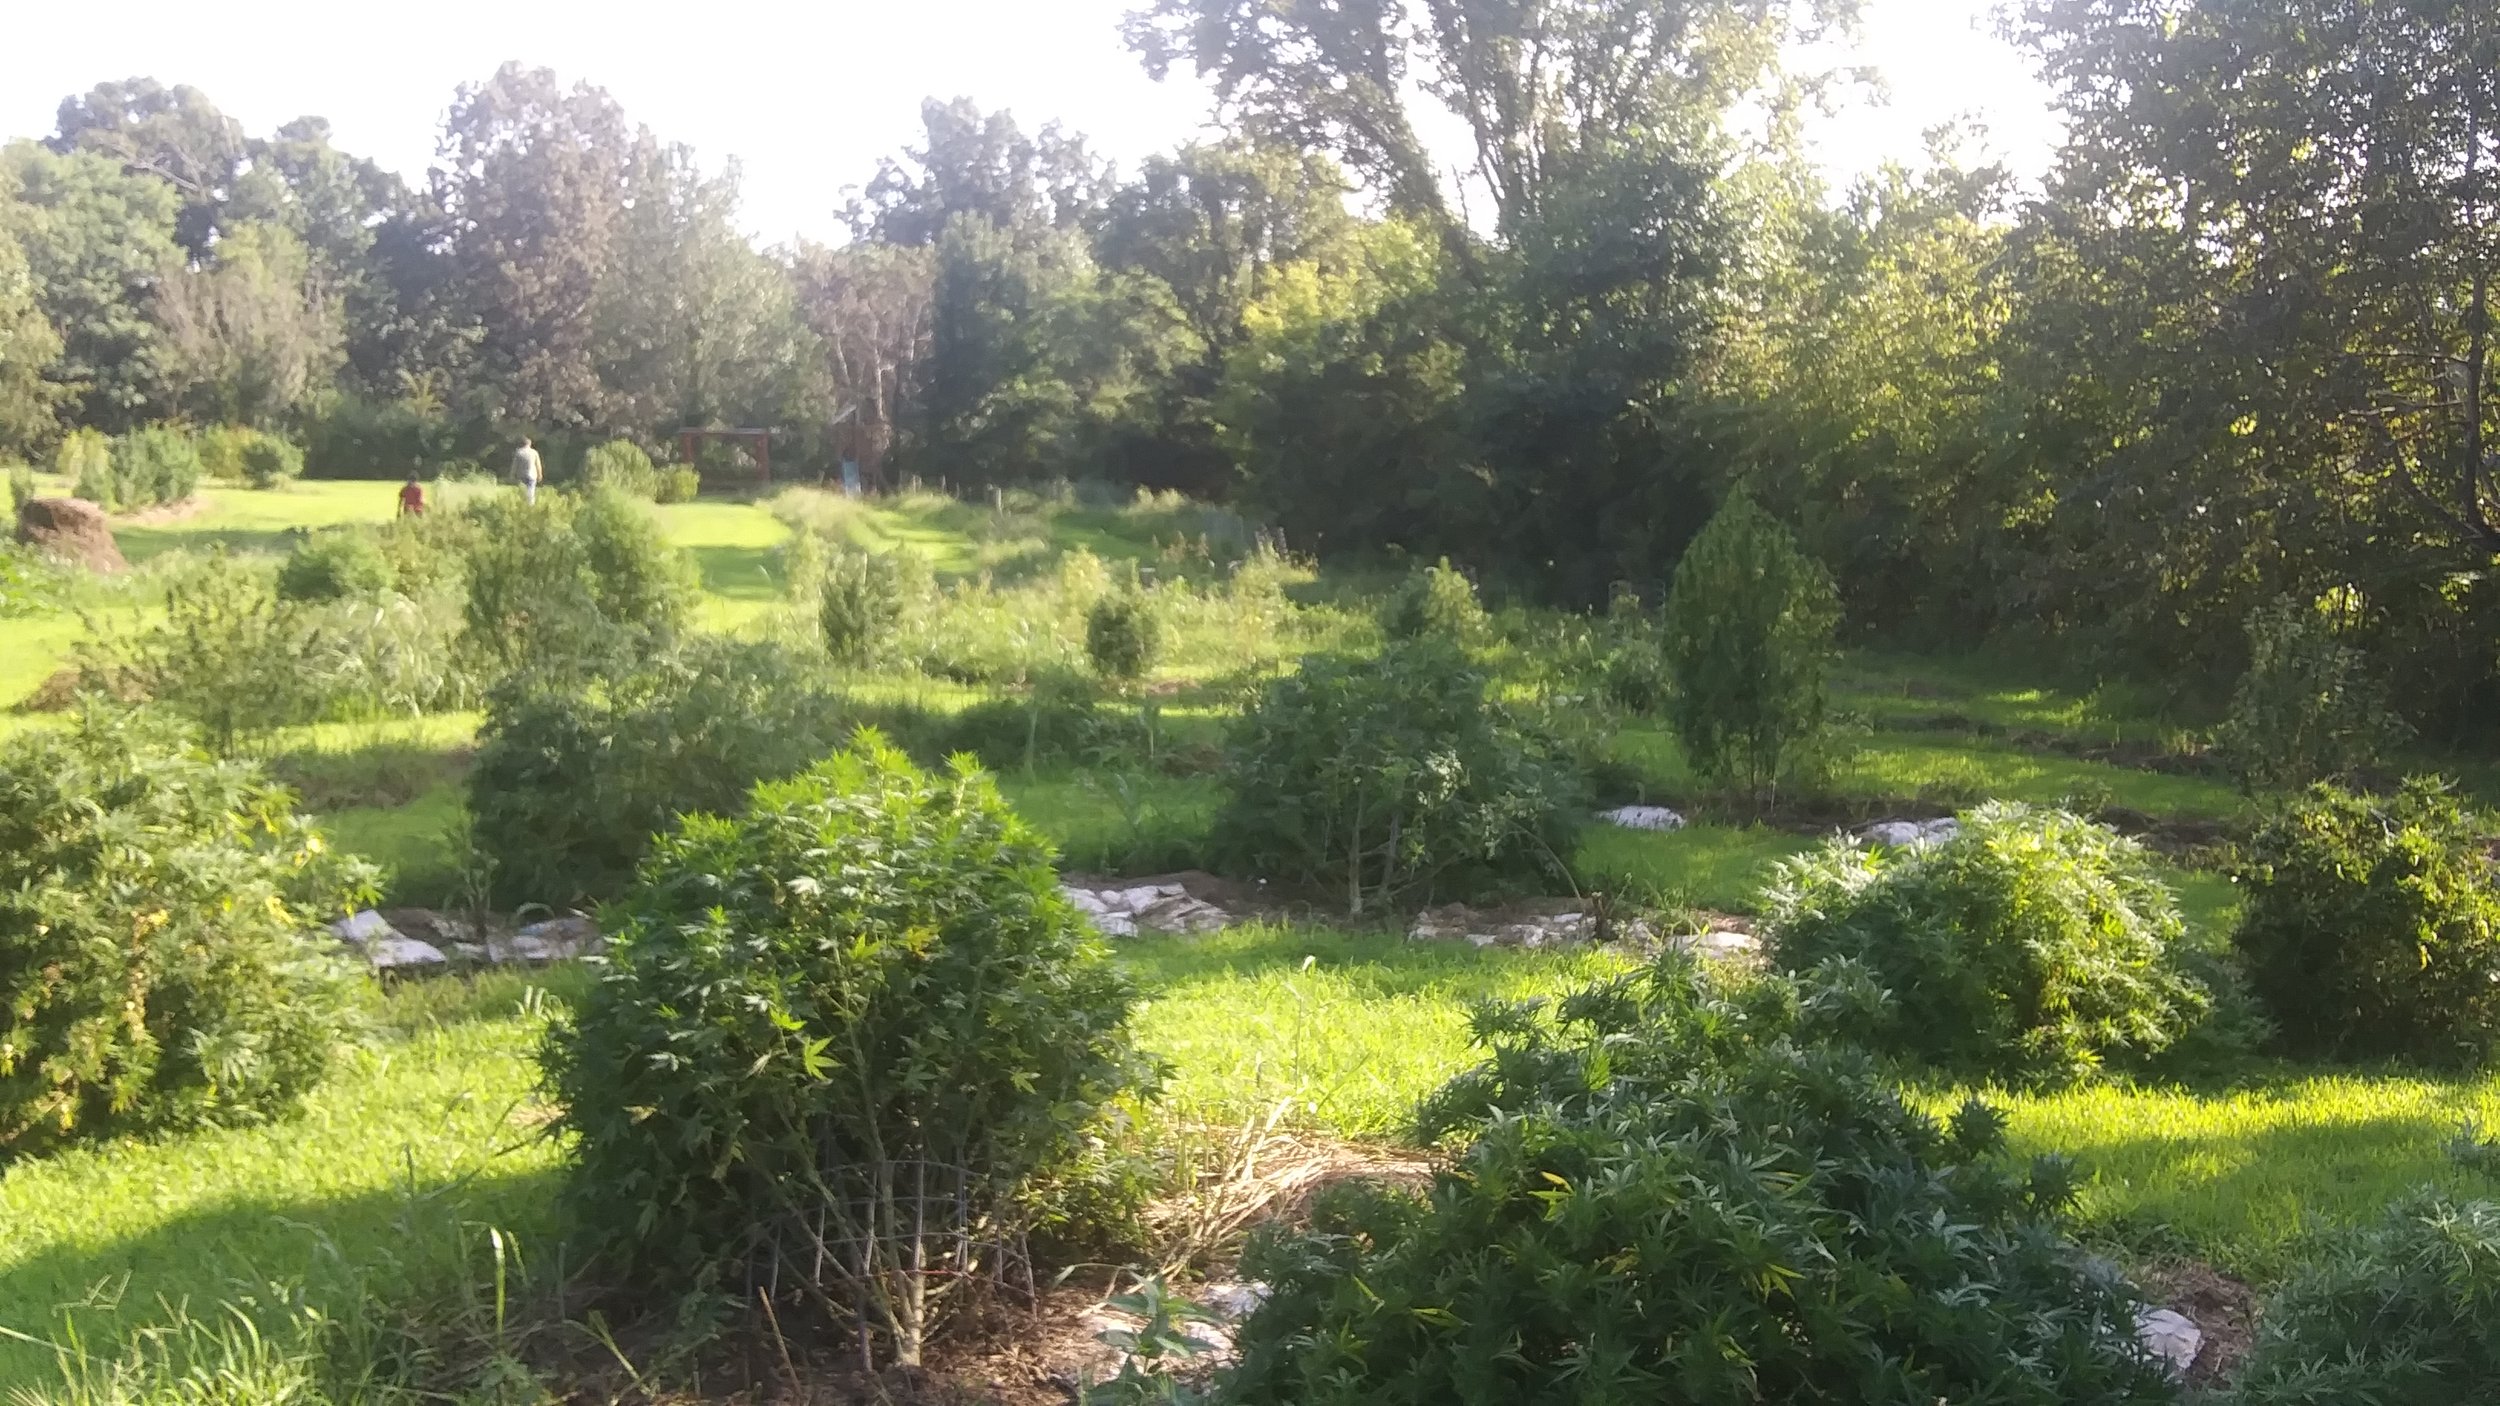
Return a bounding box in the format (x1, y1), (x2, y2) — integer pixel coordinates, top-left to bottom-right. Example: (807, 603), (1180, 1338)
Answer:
(0, 971), (580, 1389)
(1123, 924), (1635, 1137)
(1983, 1069), (2500, 1282)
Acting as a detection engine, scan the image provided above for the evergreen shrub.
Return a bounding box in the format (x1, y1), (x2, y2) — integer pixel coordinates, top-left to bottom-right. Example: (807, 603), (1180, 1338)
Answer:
(2232, 780), (2500, 1066)
(581, 438), (658, 497)
(1382, 556), (1488, 645)
(1213, 641), (1581, 911)
(544, 734), (1152, 1365)
(1763, 803), (2213, 1084)
(819, 547), (909, 665)
(0, 705), (371, 1157)
(109, 427), (203, 508)
(1661, 494), (1841, 796)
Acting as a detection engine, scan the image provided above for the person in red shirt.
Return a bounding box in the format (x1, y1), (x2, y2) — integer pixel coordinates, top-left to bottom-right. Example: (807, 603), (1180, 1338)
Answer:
(397, 472), (425, 516)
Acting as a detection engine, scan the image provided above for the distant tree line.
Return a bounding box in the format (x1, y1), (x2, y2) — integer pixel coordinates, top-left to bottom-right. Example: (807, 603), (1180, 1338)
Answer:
(0, 0), (2494, 744)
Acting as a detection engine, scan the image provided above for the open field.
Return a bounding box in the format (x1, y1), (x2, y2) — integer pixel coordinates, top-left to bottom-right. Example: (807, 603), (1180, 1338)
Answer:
(5, 478), (2498, 1398)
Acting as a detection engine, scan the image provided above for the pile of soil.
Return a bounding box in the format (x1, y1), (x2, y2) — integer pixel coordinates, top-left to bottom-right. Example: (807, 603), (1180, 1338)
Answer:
(14, 496), (125, 573)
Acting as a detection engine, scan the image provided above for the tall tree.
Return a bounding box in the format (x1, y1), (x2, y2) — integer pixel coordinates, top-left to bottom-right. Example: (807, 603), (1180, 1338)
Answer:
(855, 98), (1110, 248)
(0, 216), (66, 457)
(791, 241), (936, 483)
(434, 64), (646, 430)
(49, 78), (245, 257)
(155, 220), (343, 427)
(0, 141), (182, 430)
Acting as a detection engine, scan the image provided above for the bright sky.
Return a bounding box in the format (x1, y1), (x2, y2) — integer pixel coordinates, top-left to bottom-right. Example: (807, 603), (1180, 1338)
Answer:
(0, 0), (2061, 246)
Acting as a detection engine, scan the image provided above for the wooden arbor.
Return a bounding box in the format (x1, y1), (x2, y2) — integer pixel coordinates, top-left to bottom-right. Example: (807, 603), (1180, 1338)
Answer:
(674, 427), (774, 485)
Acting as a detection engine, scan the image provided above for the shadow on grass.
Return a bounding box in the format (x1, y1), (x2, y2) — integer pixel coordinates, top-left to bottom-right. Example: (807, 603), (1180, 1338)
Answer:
(0, 1166), (570, 1393)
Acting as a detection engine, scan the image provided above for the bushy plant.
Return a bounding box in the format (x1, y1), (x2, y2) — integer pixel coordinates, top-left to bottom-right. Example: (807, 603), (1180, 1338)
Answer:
(6, 463), (34, 514)
(238, 433), (303, 489)
(467, 638), (847, 907)
(276, 530), (396, 602)
(57, 427), (112, 505)
(109, 427), (203, 508)
(1763, 803), (2213, 1084)
(1597, 636), (1669, 713)
(819, 546), (909, 665)
(87, 550), (325, 749)
(1661, 493), (1842, 796)
(2231, 780), (2500, 1066)
(1382, 556), (1489, 645)
(302, 392), (452, 479)
(1214, 641), (1582, 912)
(1227, 957), (2174, 1406)
(2230, 1193), (2500, 1404)
(458, 490), (695, 675)
(544, 734), (1153, 1366)
(581, 438), (658, 497)
(0, 704), (371, 1158)
(1085, 590), (1162, 681)
(2215, 594), (2409, 793)
(195, 425), (256, 483)
(653, 464), (700, 503)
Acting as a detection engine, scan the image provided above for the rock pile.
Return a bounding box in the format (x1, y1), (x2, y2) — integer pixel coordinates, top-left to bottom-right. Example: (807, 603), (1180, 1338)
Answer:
(14, 497), (125, 573)
(1406, 900), (1758, 958)
(1061, 880), (1237, 937)
(1598, 804), (1685, 830)
(1858, 816), (1960, 847)
(328, 909), (602, 970)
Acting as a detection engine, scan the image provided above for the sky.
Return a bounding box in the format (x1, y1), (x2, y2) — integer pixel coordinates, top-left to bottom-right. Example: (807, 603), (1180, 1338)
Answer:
(0, 0), (2062, 246)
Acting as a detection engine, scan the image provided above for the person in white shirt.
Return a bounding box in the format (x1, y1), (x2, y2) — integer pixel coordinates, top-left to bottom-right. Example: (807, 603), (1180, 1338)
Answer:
(512, 437), (543, 505)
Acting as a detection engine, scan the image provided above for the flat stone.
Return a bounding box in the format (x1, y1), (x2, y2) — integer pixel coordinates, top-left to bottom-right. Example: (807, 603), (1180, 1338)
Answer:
(1672, 929), (1758, 959)
(329, 909), (398, 945)
(366, 935), (448, 970)
(1061, 886), (1113, 914)
(1116, 883), (1185, 911)
(1860, 817), (1960, 847)
(1598, 805), (1685, 831)
(2134, 1307), (2202, 1378)
(1093, 912), (1139, 938)
(1136, 895), (1231, 934)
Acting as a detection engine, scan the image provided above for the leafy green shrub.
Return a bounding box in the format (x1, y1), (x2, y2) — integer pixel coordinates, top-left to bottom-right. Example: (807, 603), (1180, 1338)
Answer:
(109, 427), (203, 508)
(6, 463), (34, 514)
(1085, 591), (1162, 681)
(467, 639), (847, 907)
(1227, 957), (2174, 1406)
(85, 551), (324, 749)
(2230, 1193), (2500, 1404)
(1597, 636), (1669, 713)
(544, 735), (1153, 1366)
(653, 464), (700, 503)
(0, 542), (61, 618)
(819, 547), (909, 665)
(458, 489), (696, 675)
(1213, 641), (1581, 912)
(195, 425), (255, 483)
(0, 704), (371, 1158)
(302, 392), (452, 479)
(276, 530), (396, 602)
(581, 438), (658, 497)
(238, 433), (303, 489)
(1763, 803), (2213, 1084)
(53, 428), (111, 504)
(2215, 594), (2408, 792)
(2231, 780), (2500, 1066)
(1382, 556), (1488, 645)
(1661, 493), (1842, 796)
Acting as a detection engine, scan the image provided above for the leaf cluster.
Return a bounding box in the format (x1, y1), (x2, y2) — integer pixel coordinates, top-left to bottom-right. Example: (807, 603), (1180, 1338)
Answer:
(0, 703), (373, 1158)
(1226, 958), (2173, 1405)
(2230, 1193), (2500, 1405)
(2231, 780), (2500, 1067)
(544, 734), (1155, 1360)
(1763, 802), (2214, 1085)
(1212, 641), (1582, 911)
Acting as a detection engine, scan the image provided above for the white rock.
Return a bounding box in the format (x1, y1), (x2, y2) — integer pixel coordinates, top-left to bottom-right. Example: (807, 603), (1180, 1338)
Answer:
(1093, 912), (1139, 938)
(1916, 817), (1961, 843)
(2134, 1307), (2202, 1378)
(1118, 884), (1185, 910)
(1598, 805), (1685, 831)
(1466, 931), (1501, 948)
(1860, 820), (1922, 847)
(1137, 896), (1232, 934)
(330, 909), (397, 945)
(1673, 929), (1758, 959)
(1061, 886), (1113, 914)
(1199, 1280), (1270, 1321)
(365, 935), (448, 970)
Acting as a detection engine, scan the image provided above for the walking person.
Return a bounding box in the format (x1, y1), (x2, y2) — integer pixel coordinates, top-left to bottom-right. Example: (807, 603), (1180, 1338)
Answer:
(512, 436), (543, 505)
(397, 471), (425, 517)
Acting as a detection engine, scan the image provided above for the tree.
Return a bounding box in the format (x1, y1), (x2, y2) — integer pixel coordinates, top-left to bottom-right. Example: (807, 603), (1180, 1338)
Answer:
(854, 97), (1109, 248)
(1660, 493), (1842, 797)
(155, 220), (343, 426)
(791, 241), (936, 483)
(0, 141), (182, 430)
(435, 64), (646, 430)
(49, 78), (244, 258)
(0, 218), (65, 457)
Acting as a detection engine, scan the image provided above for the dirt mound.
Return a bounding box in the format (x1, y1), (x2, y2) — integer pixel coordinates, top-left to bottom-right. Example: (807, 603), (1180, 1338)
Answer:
(14, 496), (125, 573)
